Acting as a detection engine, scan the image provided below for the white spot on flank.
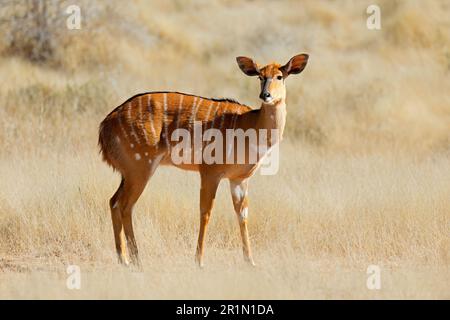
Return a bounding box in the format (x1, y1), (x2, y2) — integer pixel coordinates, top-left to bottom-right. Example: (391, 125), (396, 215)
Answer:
(135, 153), (141, 160)
(130, 143), (134, 148)
(145, 152), (148, 156)
(148, 159), (152, 164)
(115, 136), (121, 143)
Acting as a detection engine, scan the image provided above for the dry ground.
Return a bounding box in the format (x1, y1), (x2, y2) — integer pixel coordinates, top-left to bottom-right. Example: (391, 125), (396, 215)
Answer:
(0, 0), (449, 299)
(0, 145), (449, 299)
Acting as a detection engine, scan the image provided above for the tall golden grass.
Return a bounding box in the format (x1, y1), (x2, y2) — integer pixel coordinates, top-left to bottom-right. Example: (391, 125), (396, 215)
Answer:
(0, 0), (449, 299)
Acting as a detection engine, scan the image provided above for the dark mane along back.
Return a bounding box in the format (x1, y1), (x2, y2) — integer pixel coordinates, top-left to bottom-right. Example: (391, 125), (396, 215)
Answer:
(120, 91), (250, 109)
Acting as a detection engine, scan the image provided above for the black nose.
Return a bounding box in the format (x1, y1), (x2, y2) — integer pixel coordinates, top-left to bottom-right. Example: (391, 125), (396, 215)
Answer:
(260, 92), (271, 99)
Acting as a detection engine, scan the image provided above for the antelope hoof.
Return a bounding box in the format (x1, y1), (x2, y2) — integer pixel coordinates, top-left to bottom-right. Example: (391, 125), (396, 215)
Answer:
(195, 255), (205, 269)
(130, 259), (142, 272)
(245, 257), (256, 267)
(118, 256), (130, 266)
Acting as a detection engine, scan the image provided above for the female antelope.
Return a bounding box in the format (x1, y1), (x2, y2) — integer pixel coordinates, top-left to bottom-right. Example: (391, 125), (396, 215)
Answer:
(99, 54), (308, 267)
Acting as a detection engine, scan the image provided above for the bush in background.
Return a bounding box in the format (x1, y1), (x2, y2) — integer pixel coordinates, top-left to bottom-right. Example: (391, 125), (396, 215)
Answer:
(0, 0), (69, 63)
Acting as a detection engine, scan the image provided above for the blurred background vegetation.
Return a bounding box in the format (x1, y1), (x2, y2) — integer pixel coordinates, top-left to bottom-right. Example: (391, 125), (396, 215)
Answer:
(0, 0), (449, 154)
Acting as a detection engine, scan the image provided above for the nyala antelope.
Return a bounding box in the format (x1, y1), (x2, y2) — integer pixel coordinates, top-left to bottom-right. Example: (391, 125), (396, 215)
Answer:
(99, 54), (309, 267)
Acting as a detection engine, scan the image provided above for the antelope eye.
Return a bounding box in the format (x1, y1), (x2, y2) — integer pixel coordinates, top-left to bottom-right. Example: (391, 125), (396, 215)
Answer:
(277, 75), (283, 80)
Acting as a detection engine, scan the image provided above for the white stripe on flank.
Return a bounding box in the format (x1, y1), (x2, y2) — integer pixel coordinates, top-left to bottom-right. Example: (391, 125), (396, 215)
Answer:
(205, 101), (215, 122)
(190, 97), (202, 124)
(191, 97), (198, 109)
(140, 96), (150, 146)
(147, 95), (157, 145)
(210, 102), (220, 129)
(203, 101), (215, 149)
(232, 113), (238, 129)
(163, 93), (169, 148)
(127, 102), (140, 145)
(118, 111), (129, 140)
(219, 103), (227, 130)
(189, 97), (198, 125)
(176, 94), (184, 129)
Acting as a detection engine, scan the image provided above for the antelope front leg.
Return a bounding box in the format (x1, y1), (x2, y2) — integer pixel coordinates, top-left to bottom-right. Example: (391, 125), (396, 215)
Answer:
(229, 178), (255, 266)
(196, 173), (220, 268)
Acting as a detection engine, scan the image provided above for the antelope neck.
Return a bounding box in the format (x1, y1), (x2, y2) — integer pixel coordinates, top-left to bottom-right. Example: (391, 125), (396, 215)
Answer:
(255, 99), (287, 138)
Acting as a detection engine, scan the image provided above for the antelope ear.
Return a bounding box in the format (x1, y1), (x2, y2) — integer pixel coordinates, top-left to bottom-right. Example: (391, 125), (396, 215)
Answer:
(236, 56), (260, 76)
(280, 54), (309, 76)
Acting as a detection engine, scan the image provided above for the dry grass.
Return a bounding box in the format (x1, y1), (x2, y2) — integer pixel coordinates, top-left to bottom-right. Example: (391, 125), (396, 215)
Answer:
(0, 0), (449, 299)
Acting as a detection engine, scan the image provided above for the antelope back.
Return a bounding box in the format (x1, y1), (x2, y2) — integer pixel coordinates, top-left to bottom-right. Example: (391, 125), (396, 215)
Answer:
(98, 92), (251, 167)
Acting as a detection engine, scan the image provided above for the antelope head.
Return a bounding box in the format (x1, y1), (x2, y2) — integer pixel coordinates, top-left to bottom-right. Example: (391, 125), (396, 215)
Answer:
(236, 54), (309, 105)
